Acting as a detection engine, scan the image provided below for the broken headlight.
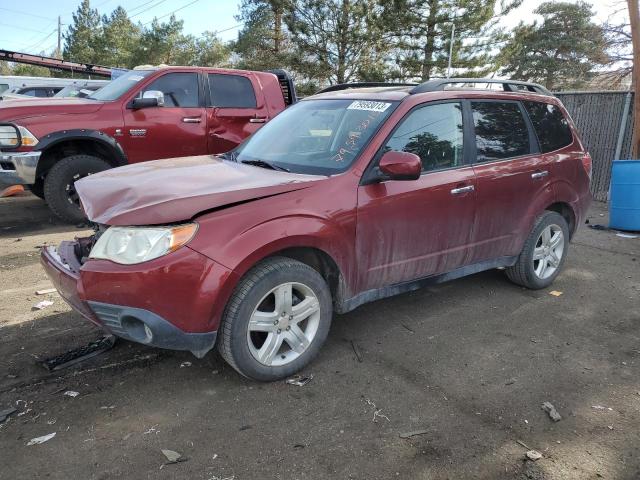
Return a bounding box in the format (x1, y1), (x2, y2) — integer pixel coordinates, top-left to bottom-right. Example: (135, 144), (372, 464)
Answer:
(88, 223), (198, 265)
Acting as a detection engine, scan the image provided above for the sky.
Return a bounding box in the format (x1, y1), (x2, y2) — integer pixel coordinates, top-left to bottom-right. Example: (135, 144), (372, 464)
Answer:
(0, 0), (631, 56)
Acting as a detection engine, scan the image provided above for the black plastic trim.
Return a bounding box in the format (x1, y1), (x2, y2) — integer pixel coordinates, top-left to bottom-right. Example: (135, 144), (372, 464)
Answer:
(36, 129), (128, 167)
(337, 256), (518, 314)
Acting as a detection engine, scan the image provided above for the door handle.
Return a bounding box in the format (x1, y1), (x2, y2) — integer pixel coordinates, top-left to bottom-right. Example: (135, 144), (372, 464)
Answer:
(182, 117), (201, 123)
(249, 117), (267, 123)
(450, 185), (474, 195)
(531, 170), (549, 179)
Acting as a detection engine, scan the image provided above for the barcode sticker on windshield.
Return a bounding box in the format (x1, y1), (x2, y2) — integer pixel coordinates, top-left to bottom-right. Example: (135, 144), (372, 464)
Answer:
(347, 101), (391, 112)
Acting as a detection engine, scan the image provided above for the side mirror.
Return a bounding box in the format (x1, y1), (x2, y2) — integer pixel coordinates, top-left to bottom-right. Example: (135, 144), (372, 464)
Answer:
(131, 90), (165, 109)
(378, 151), (421, 181)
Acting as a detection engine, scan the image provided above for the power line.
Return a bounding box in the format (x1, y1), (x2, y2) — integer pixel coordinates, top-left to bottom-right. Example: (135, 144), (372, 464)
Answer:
(142, 0), (202, 25)
(130, 0), (169, 18)
(0, 7), (55, 22)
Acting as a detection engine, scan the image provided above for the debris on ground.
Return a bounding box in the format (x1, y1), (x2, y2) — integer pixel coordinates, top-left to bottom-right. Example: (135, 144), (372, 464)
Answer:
(180, 361), (192, 368)
(35, 288), (57, 295)
(365, 398), (390, 423)
(33, 300), (54, 310)
(525, 450), (543, 461)
(588, 224), (608, 231)
(505, 378), (517, 385)
(616, 233), (638, 239)
(399, 429), (429, 439)
(63, 391), (79, 398)
(285, 374), (313, 387)
(161, 449), (187, 464)
(592, 405), (613, 411)
(541, 402), (562, 422)
(41, 335), (116, 371)
(516, 440), (531, 450)
(0, 407), (17, 424)
(549, 290), (563, 297)
(26, 432), (56, 446)
(143, 425), (160, 435)
(351, 340), (363, 362)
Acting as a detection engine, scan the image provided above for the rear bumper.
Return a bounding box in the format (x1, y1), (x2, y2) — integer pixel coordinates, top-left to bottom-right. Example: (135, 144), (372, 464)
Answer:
(0, 150), (40, 186)
(40, 242), (224, 357)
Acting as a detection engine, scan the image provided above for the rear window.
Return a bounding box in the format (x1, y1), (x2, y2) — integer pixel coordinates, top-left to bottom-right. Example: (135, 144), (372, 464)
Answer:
(209, 74), (257, 108)
(471, 101), (530, 162)
(524, 101), (573, 153)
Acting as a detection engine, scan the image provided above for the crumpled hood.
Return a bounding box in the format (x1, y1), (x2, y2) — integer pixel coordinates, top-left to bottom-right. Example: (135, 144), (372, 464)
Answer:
(75, 155), (324, 225)
(0, 98), (104, 121)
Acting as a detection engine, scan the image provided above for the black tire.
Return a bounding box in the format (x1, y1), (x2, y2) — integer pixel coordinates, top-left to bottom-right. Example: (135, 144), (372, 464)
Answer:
(28, 181), (45, 200)
(218, 257), (333, 381)
(505, 211), (570, 290)
(43, 155), (111, 223)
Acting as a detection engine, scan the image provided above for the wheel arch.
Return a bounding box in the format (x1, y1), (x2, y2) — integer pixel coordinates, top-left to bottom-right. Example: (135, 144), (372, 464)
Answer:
(544, 201), (577, 238)
(35, 130), (127, 183)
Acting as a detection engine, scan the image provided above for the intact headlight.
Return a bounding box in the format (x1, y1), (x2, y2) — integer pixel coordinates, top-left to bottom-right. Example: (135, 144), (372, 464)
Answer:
(0, 125), (39, 148)
(89, 224), (198, 265)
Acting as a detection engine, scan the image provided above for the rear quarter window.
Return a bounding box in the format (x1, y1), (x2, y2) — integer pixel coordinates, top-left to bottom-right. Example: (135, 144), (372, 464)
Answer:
(209, 74), (257, 108)
(524, 101), (573, 153)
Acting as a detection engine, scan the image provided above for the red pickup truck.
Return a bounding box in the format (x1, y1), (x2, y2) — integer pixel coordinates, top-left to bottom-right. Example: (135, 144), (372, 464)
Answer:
(0, 66), (296, 222)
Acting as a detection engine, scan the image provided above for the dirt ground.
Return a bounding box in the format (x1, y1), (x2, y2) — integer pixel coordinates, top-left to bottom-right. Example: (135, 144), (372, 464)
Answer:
(0, 193), (638, 480)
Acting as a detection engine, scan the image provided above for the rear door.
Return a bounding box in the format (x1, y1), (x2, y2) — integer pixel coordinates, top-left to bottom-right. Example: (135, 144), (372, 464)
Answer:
(356, 100), (477, 291)
(467, 99), (552, 262)
(121, 71), (207, 163)
(205, 72), (270, 154)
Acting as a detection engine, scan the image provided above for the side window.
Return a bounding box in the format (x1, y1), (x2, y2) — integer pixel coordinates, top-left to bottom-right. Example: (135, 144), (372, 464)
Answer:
(19, 88), (37, 96)
(471, 101), (530, 162)
(143, 73), (199, 108)
(524, 101), (573, 152)
(209, 74), (257, 108)
(384, 102), (464, 172)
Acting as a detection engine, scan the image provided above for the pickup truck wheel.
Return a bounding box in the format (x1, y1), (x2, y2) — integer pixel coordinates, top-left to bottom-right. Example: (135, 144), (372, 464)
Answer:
(218, 257), (332, 381)
(28, 181), (45, 199)
(43, 155), (111, 223)
(505, 211), (569, 289)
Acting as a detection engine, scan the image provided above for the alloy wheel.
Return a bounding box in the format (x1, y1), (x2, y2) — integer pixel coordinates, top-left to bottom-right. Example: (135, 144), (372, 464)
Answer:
(247, 282), (321, 367)
(532, 224), (565, 279)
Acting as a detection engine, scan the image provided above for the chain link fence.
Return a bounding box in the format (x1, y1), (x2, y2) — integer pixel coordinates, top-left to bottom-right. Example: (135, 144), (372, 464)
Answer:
(555, 91), (635, 202)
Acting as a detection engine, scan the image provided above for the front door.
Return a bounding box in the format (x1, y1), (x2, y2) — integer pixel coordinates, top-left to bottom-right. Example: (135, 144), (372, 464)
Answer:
(356, 101), (477, 291)
(122, 72), (207, 163)
(205, 73), (271, 154)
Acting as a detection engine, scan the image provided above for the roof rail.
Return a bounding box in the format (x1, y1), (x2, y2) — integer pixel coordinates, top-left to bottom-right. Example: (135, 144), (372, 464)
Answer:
(317, 82), (419, 94)
(410, 78), (552, 96)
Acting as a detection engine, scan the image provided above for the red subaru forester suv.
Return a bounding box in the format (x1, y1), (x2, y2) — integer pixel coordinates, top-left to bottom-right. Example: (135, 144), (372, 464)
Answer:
(41, 78), (592, 381)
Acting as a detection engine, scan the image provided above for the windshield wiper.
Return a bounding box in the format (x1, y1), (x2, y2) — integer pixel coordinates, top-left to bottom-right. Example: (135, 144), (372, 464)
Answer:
(240, 159), (290, 172)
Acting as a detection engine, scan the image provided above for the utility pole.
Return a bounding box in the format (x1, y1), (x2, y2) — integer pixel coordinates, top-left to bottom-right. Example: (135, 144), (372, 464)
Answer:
(447, 23), (455, 78)
(57, 15), (62, 59)
(628, 0), (640, 158)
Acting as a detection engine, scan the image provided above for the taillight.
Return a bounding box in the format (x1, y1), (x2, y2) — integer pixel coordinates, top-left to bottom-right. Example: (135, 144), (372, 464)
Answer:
(581, 153), (592, 180)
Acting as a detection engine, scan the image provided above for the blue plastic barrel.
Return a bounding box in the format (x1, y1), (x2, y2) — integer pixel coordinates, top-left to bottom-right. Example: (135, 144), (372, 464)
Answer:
(609, 160), (640, 231)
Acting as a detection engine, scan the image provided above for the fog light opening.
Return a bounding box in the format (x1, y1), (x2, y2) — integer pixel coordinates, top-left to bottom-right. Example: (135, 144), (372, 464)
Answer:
(121, 315), (153, 344)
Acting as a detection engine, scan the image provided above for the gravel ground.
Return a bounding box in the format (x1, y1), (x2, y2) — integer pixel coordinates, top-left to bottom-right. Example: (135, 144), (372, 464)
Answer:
(0, 193), (638, 480)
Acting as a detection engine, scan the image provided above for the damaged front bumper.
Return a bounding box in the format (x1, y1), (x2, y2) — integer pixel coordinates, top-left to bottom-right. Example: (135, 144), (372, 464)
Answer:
(40, 240), (223, 358)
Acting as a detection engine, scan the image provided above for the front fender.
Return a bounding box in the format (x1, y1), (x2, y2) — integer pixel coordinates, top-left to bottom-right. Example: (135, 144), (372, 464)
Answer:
(36, 129), (127, 167)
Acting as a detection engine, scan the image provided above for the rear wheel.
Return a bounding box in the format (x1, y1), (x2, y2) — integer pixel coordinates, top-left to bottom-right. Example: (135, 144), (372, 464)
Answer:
(218, 257), (332, 381)
(505, 211), (569, 289)
(43, 155), (111, 223)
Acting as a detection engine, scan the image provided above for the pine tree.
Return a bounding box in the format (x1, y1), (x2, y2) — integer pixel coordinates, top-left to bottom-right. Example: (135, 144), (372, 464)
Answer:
(63, 0), (102, 64)
(500, 1), (609, 90)
(97, 6), (141, 68)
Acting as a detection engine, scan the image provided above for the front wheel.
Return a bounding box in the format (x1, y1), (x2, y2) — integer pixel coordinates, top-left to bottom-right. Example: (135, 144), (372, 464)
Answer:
(218, 257), (333, 381)
(506, 211), (570, 289)
(43, 154), (111, 223)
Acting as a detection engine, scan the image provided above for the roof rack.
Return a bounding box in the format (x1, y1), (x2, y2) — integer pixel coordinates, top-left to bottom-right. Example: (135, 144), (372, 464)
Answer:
(410, 78), (552, 95)
(317, 82), (419, 94)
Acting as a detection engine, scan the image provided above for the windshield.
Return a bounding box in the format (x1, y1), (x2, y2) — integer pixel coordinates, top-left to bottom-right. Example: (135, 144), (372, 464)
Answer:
(88, 70), (153, 101)
(234, 99), (398, 175)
